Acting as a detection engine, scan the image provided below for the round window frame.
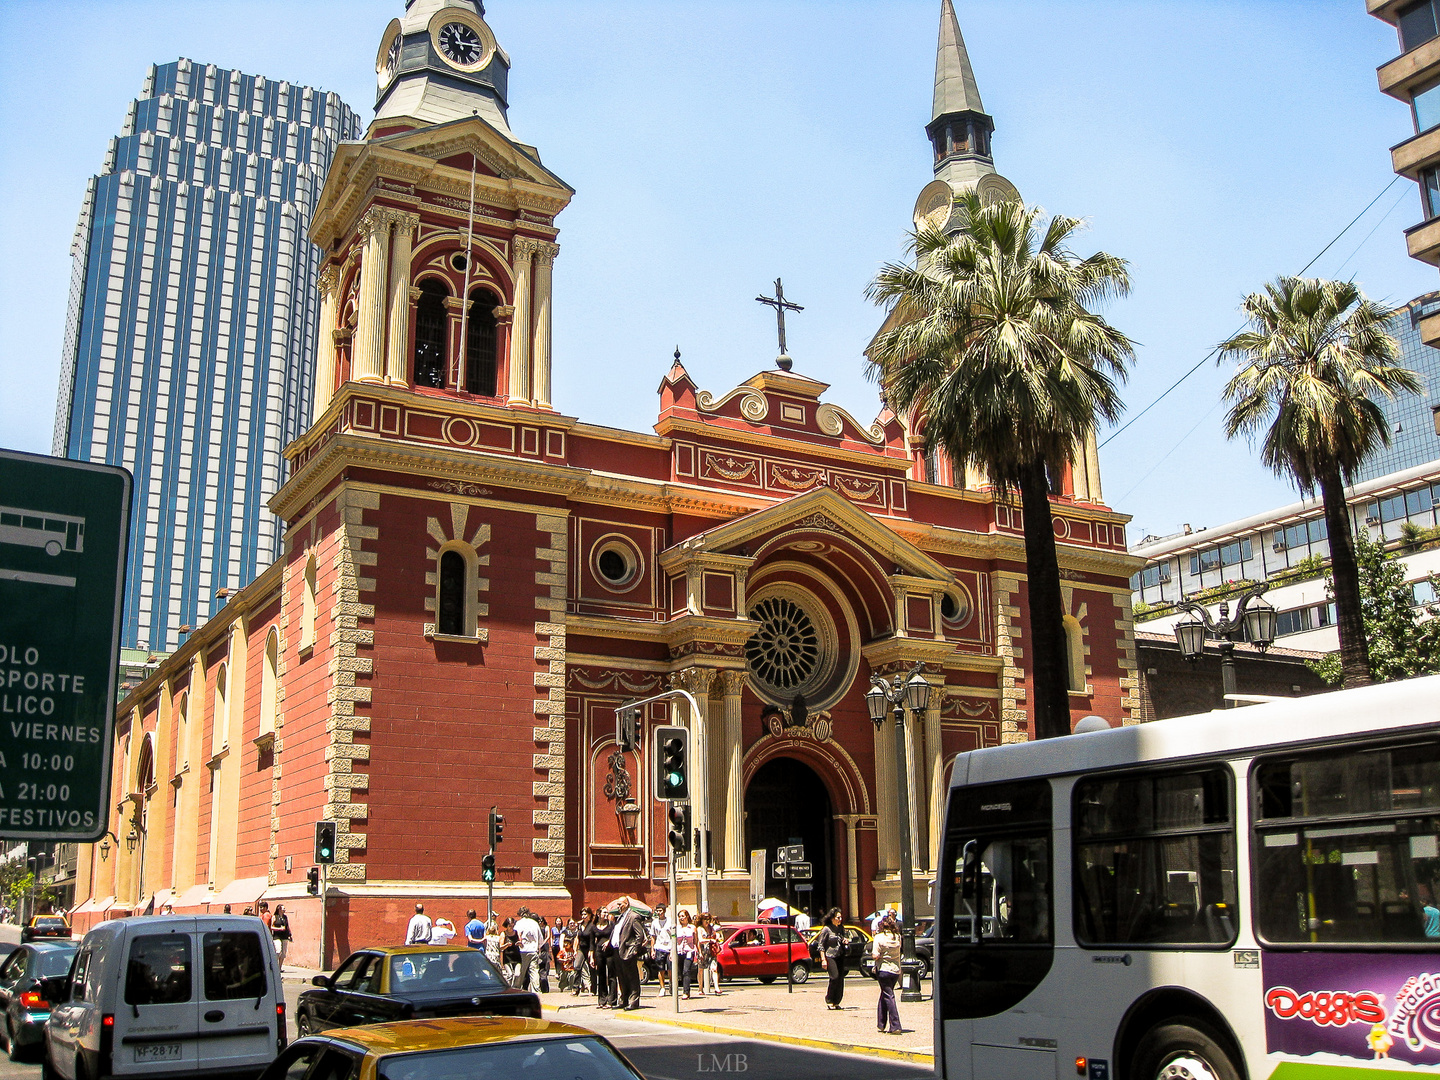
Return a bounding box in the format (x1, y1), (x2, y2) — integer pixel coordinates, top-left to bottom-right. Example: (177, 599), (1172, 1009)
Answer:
(744, 581), (850, 711)
(940, 583), (975, 631)
(590, 534), (643, 594)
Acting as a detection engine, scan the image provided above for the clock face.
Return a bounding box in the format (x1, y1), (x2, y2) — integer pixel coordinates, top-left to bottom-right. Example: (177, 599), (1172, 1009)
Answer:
(438, 22), (484, 66)
(385, 36), (401, 76)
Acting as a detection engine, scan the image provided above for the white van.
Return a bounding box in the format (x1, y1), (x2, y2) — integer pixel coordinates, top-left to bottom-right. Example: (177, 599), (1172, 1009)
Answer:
(44, 915), (285, 1080)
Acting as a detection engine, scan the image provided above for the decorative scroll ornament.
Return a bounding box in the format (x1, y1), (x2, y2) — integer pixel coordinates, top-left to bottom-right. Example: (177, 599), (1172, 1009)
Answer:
(570, 669), (663, 693)
(429, 480), (494, 497)
(833, 476), (881, 502)
(696, 387), (769, 422)
(604, 747), (633, 806)
(815, 403), (887, 445)
(760, 694), (834, 743)
(769, 464), (824, 491)
(705, 455), (757, 481)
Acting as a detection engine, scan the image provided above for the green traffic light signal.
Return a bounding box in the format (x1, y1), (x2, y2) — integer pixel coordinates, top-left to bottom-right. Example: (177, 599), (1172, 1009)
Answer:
(655, 726), (689, 800)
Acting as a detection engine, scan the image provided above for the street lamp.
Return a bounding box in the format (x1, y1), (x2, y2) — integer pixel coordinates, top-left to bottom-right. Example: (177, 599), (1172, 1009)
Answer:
(126, 828), (139, 855)
(1173, 585), (1277, 706)
(867, 660), (932, 1003)
(98, 838), (111, 862)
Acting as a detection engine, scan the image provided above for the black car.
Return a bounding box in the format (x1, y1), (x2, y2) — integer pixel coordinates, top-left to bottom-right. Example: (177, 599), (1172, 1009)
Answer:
(0, 940), (78, 1061)
(295, 945), (540, 1035)
(19, 916), (69, 943)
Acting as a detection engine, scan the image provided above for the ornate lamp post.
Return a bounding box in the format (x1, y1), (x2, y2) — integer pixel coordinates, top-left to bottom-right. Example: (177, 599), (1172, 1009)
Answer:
(1173, 585), (1278, 706)
(865, 661), (932, 1004)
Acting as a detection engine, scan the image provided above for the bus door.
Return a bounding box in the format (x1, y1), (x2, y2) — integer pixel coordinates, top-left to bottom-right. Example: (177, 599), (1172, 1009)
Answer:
(937, 779), (1055, 1079)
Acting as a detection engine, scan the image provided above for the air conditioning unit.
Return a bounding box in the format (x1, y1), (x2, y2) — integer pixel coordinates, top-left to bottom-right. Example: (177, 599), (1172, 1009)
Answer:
(1365, 515), (1379, 526)
(1272, 541), (1286, 553)
(1156, 566), (1172, 583)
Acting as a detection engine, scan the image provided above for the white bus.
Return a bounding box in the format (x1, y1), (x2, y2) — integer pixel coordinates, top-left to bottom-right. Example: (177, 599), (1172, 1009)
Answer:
(0, 506), (85, 556)
(935, 675), (1440, 1080)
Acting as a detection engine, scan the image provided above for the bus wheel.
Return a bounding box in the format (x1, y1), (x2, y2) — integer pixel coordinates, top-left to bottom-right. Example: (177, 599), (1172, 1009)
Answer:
(1133, 1021), (1240, 1080)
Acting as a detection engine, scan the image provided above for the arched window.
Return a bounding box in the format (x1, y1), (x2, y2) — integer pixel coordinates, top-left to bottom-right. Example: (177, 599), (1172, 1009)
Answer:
(438, 550), (467, 636)
(301, 553), (317, 650)
(259, 628), (279, 738)
(413, 280), (450, 388)
(135, 735), (155, 795)
(174, 692), (189, 771)
(212, 663), (229, 756)
(465, 288), (499, 396)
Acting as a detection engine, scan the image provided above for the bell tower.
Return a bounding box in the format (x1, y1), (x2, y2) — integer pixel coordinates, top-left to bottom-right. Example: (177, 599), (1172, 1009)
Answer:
(307, 1), (573, 424)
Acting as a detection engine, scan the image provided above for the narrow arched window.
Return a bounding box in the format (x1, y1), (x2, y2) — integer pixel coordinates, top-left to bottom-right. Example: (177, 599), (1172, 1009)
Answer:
(465, 288), (499, 396)
(438, 550), (467, 636)
(259, 628), (279, 738)
(301, 553), (318, 650)
(414, 280), (450, 388)
(213, 663), (229, 756)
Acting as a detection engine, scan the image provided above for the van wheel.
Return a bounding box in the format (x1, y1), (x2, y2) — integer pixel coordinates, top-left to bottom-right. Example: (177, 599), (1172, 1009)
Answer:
(788, 962), (810, 984)
(757, 975), (776, 985)
(1132, 1020), (1241, 1080)
(296, 1010), (314, 1037)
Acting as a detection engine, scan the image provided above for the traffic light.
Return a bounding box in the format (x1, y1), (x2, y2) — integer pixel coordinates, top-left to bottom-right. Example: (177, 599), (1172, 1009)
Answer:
(481, 853), (496, 883)
(488, 808), (505, 849)
(617, 707), (640, 752)
(306, 867), (320, 895)
(654, 725), (689, 800)
(314, 820), (337, 865)
(667, 802), (692, 855)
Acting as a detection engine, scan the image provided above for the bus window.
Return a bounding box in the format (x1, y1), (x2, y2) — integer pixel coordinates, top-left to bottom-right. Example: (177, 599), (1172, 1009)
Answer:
(1254, 739), (1440, 945)
(1073, 767), (1237, 947)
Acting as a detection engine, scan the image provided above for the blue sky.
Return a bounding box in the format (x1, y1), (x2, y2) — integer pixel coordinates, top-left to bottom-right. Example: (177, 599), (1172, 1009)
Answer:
(0, 0), (1433, 542)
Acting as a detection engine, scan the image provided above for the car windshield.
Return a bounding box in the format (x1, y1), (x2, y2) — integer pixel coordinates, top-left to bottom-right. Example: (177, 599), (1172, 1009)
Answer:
(34, 919), (66, 929)
(388, 951), (505, 993)
(34, 948), (77, 977)
(378, 1037), (639, 1080)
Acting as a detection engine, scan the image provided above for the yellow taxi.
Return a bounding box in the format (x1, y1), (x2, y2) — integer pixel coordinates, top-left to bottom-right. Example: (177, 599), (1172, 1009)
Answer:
(18, 915), (69, 943)
(255, 1016), (645, 1080)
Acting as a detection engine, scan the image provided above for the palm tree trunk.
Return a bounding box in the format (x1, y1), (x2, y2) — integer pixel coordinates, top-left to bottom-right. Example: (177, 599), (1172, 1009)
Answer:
(1017, 458), (1072, 740)
(1319, 462), (1372, 688)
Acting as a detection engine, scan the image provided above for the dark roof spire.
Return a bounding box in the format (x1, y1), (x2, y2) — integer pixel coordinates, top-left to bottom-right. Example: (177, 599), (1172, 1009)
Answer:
(933, 0), (985, 122)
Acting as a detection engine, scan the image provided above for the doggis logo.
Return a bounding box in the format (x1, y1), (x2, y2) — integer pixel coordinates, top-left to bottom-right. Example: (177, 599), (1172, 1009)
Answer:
(1265, 986), (1386, 1028)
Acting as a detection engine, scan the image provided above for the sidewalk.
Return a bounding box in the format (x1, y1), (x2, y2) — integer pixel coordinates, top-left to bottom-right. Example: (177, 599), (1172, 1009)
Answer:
(543, 977), (934, 1063)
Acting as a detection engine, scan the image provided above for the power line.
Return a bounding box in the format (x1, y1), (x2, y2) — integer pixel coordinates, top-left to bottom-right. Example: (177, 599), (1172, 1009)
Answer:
(1098, 175), (1406, 450)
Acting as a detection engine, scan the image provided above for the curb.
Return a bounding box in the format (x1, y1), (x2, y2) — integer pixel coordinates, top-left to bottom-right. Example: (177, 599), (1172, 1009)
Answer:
(541, 1003), (934, 1065)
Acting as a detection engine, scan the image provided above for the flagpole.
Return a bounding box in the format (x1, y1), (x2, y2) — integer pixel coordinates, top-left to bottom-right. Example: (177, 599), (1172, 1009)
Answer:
(458, 153), (477, 388)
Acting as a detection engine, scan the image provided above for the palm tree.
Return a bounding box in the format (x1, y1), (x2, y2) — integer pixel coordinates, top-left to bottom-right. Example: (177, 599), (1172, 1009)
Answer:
(867, 192), (1134, 740)
(1218, 276), (1421, 689)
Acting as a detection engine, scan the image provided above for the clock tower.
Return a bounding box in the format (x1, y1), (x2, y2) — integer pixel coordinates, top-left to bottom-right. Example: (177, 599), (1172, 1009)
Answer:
(374, 0), (512, 135)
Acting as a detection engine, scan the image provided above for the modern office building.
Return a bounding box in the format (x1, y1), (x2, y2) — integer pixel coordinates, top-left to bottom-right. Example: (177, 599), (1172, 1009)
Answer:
(53, 60), (361, 651)
(1130, 462), (1440, 653)
(1352, 292), (1440, 483)
(1374, 0), (1440, 350)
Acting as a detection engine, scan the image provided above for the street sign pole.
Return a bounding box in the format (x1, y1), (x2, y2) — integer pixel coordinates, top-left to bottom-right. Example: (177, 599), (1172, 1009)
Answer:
(786, 871), (794, 994)
(486, 851), (494, 923)
(668, 823), (679, 1014)
(0, 450), (131, 847)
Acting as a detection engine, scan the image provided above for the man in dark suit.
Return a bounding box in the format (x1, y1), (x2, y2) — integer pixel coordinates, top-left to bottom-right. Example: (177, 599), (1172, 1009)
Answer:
(615, 898), (648, 1009)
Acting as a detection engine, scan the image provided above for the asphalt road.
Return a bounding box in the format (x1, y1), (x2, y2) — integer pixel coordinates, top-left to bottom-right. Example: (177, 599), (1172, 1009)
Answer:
(0, 922), (934, 1080)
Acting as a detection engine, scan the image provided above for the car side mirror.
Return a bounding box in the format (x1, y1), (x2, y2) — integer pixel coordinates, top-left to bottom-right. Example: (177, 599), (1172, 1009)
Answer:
(311, 975), (331, 988)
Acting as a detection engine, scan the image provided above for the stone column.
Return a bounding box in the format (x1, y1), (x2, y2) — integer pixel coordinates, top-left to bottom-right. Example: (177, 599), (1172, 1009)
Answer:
(311, 264), (339, 425)
(874, 719), (897, 875)
(719, 670), (746, 873)
(1083, 426), (1103, 503)
(924, 693), (946, 875)
(507, 238), (538, 404)
(443, 297), (466, 389)
(531, 242), (559, 408)
(905, 711), (924, 873)
(492, 304), (515, 398)
(838, 814), (862, 917)
(351, 209), (390, 383)
(384, 211), (418, 385)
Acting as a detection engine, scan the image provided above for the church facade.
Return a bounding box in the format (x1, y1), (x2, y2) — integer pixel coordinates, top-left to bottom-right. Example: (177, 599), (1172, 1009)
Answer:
(73, 0), (1142, 965)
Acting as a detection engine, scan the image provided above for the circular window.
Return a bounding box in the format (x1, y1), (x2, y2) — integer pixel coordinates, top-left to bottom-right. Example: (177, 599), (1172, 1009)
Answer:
(451, 253), (469, 272)
(746, 596), (821, 694)
(591, 536), (641, 593)
(940, 585), (974, 630)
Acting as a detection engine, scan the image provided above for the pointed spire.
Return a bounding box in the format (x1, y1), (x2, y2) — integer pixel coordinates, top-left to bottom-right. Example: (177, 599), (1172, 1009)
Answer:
(933, 0), (984, 122)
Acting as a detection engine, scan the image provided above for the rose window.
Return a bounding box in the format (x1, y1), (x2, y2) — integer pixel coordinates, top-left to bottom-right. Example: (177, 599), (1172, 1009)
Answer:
(746, 597), (821, 693)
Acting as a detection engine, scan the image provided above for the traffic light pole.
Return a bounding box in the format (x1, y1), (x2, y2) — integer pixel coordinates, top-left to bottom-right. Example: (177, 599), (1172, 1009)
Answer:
(667, 813), (680, 1014)
(614, 688), (710, 915)
(487, 848), (495, 922)
(319, 863), (329, 971)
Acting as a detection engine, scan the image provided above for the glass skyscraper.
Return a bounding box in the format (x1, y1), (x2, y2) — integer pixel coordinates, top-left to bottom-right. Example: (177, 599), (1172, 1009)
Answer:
(1351, 292), (1440, 485)
(53, 59), (361, 651)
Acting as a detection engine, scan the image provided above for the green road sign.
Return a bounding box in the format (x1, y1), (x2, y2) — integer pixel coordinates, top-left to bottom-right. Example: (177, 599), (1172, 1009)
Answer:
(0, 449), (131, 841)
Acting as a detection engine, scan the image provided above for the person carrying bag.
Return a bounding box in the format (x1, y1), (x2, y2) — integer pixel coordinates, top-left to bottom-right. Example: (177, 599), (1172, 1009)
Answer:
(871, 912), (903, 1034)
(815, 907), (846, 1010)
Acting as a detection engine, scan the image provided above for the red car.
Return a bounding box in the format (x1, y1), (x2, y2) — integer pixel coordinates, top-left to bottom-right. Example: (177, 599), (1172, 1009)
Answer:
(714, 923), (812, 984)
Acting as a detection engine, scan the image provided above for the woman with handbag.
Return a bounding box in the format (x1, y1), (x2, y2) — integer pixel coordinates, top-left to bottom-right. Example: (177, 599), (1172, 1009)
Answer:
(815, 907), (846, 1009)
(871, 912), (903, 1034)
(270, 905), (292, 969)
(697, 913), (723, 996)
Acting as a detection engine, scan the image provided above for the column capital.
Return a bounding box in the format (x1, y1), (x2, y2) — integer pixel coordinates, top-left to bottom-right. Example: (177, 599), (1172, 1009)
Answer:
(442, 296), (466, 314)
(492, 303), (516, 326)
(356, 206), (392, 241)
(670, 667), (718, 697)
(408, 285), (423, 303)
(513, 236), (543, 262)
(718, 669), (747, 697)
(533, 241), (560, 267)
(318, 263), (339, 297)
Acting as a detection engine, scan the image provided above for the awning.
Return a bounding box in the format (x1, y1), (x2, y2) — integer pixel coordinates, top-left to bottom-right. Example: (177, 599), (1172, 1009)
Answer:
(174, 884), (215, 909)
(90, 896), (117, 913)
(71, 898), (97, 915)
(147, 888), (176, 912)
(209, 876), (269, 909)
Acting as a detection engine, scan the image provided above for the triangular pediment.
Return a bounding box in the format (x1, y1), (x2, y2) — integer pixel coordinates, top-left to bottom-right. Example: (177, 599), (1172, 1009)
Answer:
(670, 487), (954, 584)
(374, 117), (571, 192)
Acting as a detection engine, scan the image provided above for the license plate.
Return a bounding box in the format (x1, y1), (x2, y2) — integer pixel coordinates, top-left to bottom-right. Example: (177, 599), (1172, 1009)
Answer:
(134, 1043), (182, 1061)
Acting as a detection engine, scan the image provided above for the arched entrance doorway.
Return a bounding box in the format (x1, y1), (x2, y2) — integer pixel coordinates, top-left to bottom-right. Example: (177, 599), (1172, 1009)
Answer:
(744, 757), (833, 920)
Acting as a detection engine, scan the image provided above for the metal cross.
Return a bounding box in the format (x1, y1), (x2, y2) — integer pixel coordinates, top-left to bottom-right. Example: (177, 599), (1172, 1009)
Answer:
(755, 278), (804, 369)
